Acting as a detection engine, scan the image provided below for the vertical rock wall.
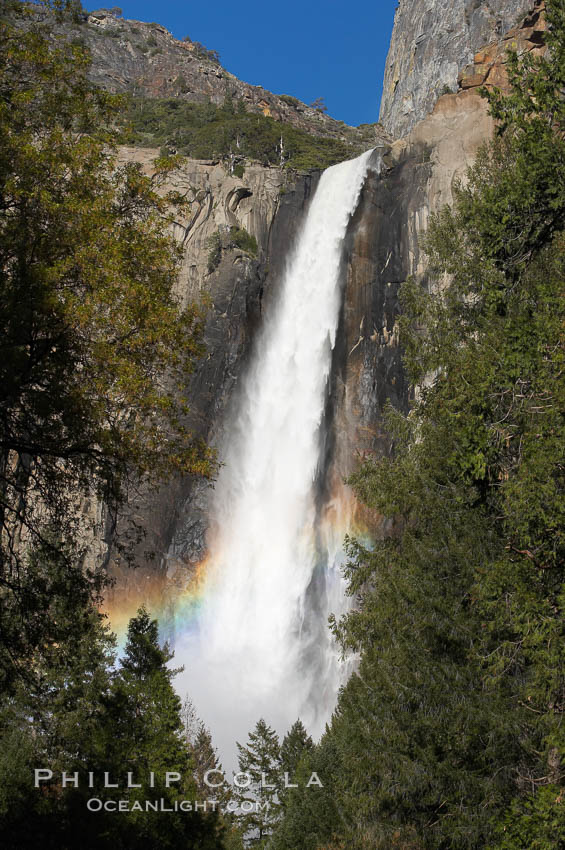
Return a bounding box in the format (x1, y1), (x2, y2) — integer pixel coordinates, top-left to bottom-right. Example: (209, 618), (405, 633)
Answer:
(104, 152), (317, 611)
(380, 0), (533, 138)
(329, 88), (495, 510)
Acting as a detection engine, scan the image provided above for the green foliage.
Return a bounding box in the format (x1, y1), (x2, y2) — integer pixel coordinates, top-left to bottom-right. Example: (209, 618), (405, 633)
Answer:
(477, 0), (565, 268)
(0, 21), (218, 846)
(325, 432), (520, 848)
(191, 41), (221, 64)
(279, 94), (300, 107)
(207, 230), (223, 273)
(0, 2), (215, 685)
(270, 734), (343, 850)
(41, 0), (88, 24)
(105, 608), (190, 786)
(229, 226), (257, 256)
(236, 718), (282, 845)
(0, 604), (225, 848)
(120, 604), (171, 677)
(277, 720), (315, 819)
(309, 97), (327, 113)
(182, 701), (240, 837)
(0, 600), (117, 847)
(280, 719), (313, 781)
(206, 227), (257, 274)
(493, 785), (565, 849)
(0, 533), (106, 695)
(122, 96), (357, 171)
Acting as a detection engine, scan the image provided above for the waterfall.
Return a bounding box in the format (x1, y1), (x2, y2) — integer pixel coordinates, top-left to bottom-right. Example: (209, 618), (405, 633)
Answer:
(176, 150), (374, 769)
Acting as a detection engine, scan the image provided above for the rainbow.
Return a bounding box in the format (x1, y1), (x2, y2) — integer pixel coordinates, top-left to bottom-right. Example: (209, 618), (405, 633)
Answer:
(102, 482), (373, 651)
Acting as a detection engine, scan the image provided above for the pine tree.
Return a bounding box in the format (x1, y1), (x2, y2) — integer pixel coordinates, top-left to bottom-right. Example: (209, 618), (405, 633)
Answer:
(192, 724), (223, 790)
(270, 734), (342, 850)
(280, 719), (313, 779)
(185, 705), (234, 805)
(0, 582), (117, 848)
(102, 608), (224, 849)
(180, 697), (244, 846)
(108, 607), (187, 778)
(181, 694), (202, 746)
(279, 719), (313, 808)
(235, 718), (282, 845)
(120, 605), (173, 679)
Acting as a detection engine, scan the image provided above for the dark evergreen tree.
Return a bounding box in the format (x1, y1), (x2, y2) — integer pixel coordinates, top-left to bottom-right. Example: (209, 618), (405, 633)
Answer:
(94, 607), (225, 848)
(280, 719), (313, 780)
(106, 607), (189, 780)
(235, 718), (282, 845)
(0, 603), (225, 849)
(192, 725), (223, 790)
(0, 568), (119, 848)
(278, 718), (314, 810)
(182, 697), (236, 812)
(121, 605), (171, 679)
(270, 733), (343, 850)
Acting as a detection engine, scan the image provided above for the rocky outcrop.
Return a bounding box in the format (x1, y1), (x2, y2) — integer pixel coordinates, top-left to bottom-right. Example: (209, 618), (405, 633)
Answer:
(25, 7), (383, 147)
(335, 0), (546, 502)
(458, 1), (547, 90)
(380, 0), (534, 138)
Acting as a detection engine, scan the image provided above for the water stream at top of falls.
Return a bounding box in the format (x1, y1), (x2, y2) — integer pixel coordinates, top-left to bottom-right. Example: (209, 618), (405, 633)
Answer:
(175, 149), (375, 771)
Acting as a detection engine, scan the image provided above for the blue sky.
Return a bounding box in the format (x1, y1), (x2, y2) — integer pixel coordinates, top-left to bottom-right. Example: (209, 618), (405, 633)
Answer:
(114, 1), (398, 126)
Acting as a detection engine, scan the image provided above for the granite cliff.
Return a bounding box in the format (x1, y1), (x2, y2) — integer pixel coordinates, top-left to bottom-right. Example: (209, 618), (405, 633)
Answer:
(380, 0), (534, 137)
(98, 2), (547, 614)
(101, 151), (317, 606)
(344, 0), (545, 464)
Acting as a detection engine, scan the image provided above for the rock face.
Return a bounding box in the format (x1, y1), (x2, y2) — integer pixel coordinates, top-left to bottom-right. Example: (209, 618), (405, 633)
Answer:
(103, 149), (319, 610)
(26, 8), (383, 147)
(380, 0), (534, 138)
(333, 89), (494, 492)
(458, 1), (547, 90)
(334, 0), (546, 512)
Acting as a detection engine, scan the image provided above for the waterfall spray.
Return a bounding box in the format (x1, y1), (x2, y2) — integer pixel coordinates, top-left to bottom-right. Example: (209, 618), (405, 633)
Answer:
(176, 150), (375, 769)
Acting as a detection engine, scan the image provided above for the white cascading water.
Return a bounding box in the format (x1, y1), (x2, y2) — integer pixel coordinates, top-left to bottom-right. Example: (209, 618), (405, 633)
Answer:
(176, 150), (374, 770)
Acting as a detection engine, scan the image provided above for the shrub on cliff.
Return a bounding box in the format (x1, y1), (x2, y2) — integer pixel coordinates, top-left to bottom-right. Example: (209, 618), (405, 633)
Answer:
(206, 227), (257, 274)
(229, 226), (257, 257)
